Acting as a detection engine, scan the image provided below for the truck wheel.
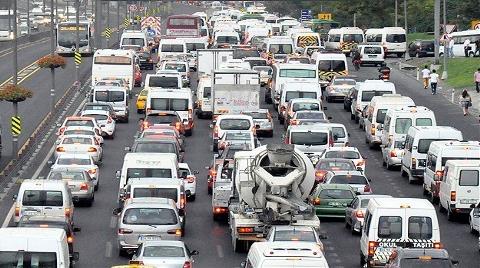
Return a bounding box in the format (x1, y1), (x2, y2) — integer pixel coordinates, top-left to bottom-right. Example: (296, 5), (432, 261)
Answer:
(360, 253), (366, 267)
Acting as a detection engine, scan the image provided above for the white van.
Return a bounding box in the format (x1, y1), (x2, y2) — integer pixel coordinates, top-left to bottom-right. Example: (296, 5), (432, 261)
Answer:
(214, 31), (240, 47)
(92, 85), (129, 123)
(357, 44), (385, 66)
(196, 75), (213, 119)
(146, 88), (194, 135)
(0, 228), (77, 267)
(439, 160), (480, 220)
(360, 198), (441, 267)
(243, 241), (329, 268)
(120, 30), (148, 50)
(328, 123), (349, 147)
(285, 125), (333, 156)
(269, 63), (318, 107)
(310, 52), (348, 88)
(364, 94), (415, 147)
(350, 80), (396, 123)
(158, 38), (187, 62)
(326, 27), (364, 55)
(14, 179), (74, 224)
(401, 126), (463, 182)
(116, 152), (180, 200)
(278, 81), (322, 121)
(449, 29), (480, 57)
(424, 141), (480, 203)
(365, 27), (407, 57)
(92, 49), (136, 92)
(264, 36), (295, 62)
(292, 31), (321, 50)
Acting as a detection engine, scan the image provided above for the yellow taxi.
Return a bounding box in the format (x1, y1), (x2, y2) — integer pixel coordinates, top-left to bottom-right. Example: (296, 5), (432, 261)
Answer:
(136, 89), (148, 113)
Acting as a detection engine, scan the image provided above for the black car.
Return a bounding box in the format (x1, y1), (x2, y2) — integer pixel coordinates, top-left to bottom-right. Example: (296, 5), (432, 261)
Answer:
(385, 248), (458, 268)
(18, 215), (81, 255)
(137, 51), (155, 70)
(408, 39), (435, 58)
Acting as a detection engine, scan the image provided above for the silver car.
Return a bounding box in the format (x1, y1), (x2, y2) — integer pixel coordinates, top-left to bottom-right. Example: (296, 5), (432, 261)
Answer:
(115, 198), (182, 256)
(130, 240), (198, 267)
(344, 195), (392, 234)
(325, 77), (357, 103)
(381, 138), (405, 170)
(242, 109), (274, 137)
(265, 225), (324, 253)
(50, 153), (100, 190)
(47, 167), (95, 206)
(324, 170), (372, 195)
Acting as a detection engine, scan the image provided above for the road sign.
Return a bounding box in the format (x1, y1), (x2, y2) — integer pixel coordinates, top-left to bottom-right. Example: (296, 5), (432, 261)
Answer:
(11, 116), (21, 136)
(300, 9), (312, 21)
(102, 27), (112, 39)
(128, 4), (137, 12)
(472, 20), (480, 30)
(124, 18), (130, 28)
(74, 52), (81, 65)
(318, 13), (332, 20)
(139, 6), (145, 12)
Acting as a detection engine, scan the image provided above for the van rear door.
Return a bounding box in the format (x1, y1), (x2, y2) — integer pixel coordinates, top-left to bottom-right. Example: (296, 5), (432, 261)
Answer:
(456, 168), (480, 207)
(21, 190), (64, 218)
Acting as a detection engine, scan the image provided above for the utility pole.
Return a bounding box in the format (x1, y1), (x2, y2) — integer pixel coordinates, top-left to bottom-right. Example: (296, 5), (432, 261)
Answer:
(434, 0), (440, 64)
(8, 1), (11, 36)
(50, 0), (56, 112)
(107, 1), (110, 48)
(394, 0), (398, 27)
(75, 0), (80, 84)
(404, 0), (409, 60)
(353, 13), (356, 27)
(117, 2), (121, 45)
(12, 0), (18, 157)
(441, 0), (448, 80)
(27, 0), (30, 35)
(94, 0), (101, 49)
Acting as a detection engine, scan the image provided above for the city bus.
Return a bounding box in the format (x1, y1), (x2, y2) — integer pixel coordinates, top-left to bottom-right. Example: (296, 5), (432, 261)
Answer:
(165, 15), (201, 37)
(56, 21), (93, 55)
(0, 9), (15, 41)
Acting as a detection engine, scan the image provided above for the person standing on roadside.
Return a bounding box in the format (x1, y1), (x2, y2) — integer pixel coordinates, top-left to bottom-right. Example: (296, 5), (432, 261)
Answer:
(460, 89), (472, 115)
(448, 37), (455, 58)
(430, 69), (439, 95)
(463, 38), (471, 57)
(475, 39), (480, 57)
(421, 65), (430, 89)
(475, 68), (480, 93)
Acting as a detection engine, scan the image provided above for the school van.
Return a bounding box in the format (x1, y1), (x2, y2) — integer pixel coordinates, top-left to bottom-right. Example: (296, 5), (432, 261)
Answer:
(439, 160), (480, 220)
(146, 88), (194, 135)
(310, 52), (348, 88)
(120, 30), (148, 50)
(357, 45), (385, 66)
(360, 198), (441, 268)
(14, 179), (74, 225)
(364, 94), (415, 147)
(401, 126), (463, 182)
(424, 141), (480, 203)
(264, 36), (294, 62)
(0, 228), (78, 267)
(292, 31), (321, 50)
(325, 27), (364, 55)
(278, 81), (322, 122)
(158, 38), (187, 62)
(350, 80), (396, 123)
(92, 85), (129, 123)
(116, 152), (180, 201)
(365, 27), (407, 57)
(242, 241), (329, 268)
(196, 75), (213, 119)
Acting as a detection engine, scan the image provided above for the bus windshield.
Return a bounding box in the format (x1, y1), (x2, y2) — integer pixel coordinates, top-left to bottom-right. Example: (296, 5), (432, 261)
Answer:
(94, 56), (131, 65)
(57, 24), (89, 47)
(279, 69), (316, 78)
(0, 17), (10, 31)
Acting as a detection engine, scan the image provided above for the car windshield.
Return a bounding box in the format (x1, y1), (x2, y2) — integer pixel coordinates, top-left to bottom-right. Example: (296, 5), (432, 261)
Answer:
(84, 114), (108, 122)
(65, 120), (94, 128)
(133, 188), (178, 202)
(94, 90), (125, 102)
(225, 132), (251, 140)
(143, 246), (185, 257)
(279, 69), (316, 78)
(291, 132), (327, 146)
(62, 137), (92, 145)
(219, 119), (251, 130)
(324, 151), (360, 159)
(0, 252), (57, 267)
(361, 91), (393, 102)
(273, 230), (316, 242)
(146, 114), (179, 125)
(57, 158), (91, 165)
(285, 92), (317, 102)
(400, 258), (452, 268)
(296, 112), (325, 120)
(332, 127), (346, 138)
(48, 171), (85, 181)
(133, 142), (176, 154)
(319, 189), (354, 199)
(316, 160), (356, 171)
(292, 102), (320, 112)
(330, 175), (368, 184)
(417, 139), (440, 154)
(126, 168), (172, 179)
(123, 208), (177, 225)
(148, 77), (179, 88)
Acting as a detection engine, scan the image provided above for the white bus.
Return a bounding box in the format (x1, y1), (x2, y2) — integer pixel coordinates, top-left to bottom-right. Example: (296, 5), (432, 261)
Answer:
(450, 29), (480, 57)
(92, 49), (136, 93)
(0, 9), (17, 41)
(56, 21), (93, 55)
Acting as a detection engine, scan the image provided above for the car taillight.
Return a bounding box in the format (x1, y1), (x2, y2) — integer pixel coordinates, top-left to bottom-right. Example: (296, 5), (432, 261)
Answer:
(183, 261), (192, 268)
(290, 119), (298, 125)
(434, 170), (444, 181)
(213, 125), (219, 138)
(411, 157), (417, 169)
(311, 197), (321, 205)
(56, 147), (65, 152)
(450, 191), (456, 202)
(390, 150), (397, 157)
(356, 160), (365, 167)
(209, 169), (217, 177)
(434, 242), (442, 249)
(107, 117), (112, 123)
(167, 229), (182, 236)
(180, 194), (186, 209)
(80, 183), (89, 191)
(355, 210), (364, 218)
(88, 169), (96, 175)
(186, 175), (195, 183)
(15, 206), (20, 217)
(368, 241), (377, 256)
(118, 228), (133, 234)
(175, 122), (182, 131)
(88, 147), (97, 152)
(370, 125), (375, 135)
(315, 170), (326, 182)
(364, 185), (371, 193)
(188, 109), (193, 119)
(213, 207), (228, 214)
(237, 227), (254, 233)
(65, 208), (71, 218)
(67, 236), (74, 243)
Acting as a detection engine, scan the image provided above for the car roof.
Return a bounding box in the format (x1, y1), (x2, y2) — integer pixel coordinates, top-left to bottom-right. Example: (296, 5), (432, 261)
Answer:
(140, 240), (186, 247)
(271, 225), (315, 232)
(56, 153), (92, 159)
(329, 170), (365, 176)
(325, 146), (359, 152)
(289, 125), (330, 131)
(124, 197), (176, 208)
(82, 110), (110, 115)
(318, 183), (355, 190)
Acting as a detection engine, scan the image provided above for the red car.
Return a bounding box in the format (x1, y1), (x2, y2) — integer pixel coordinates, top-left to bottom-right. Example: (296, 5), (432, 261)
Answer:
(134, 64), (142, 87)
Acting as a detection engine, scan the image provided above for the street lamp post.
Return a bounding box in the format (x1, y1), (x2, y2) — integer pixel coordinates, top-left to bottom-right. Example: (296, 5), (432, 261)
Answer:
(442, 0), (448, 80)
(394, 0), (398, 27)
(75, 0), (80, 84)
(434, 0), (440, 64)
(404, 0), (410, 60)
(11, 0), (18, 157)
(50, 0), (56, 112)
(27, 0), (30, 35)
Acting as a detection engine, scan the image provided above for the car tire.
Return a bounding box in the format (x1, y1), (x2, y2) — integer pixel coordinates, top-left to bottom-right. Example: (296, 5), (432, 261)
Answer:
(208, 186), (212, 195)
(94, 182), (99, 191)
(447, 208), (455, 221)
(86, 196), (94, 207)
(470, 217), (477, 234)
(355, 115), (359, 123)
(233, 238), (246, 253)
(350, 113), (355, 120)
(430, 192), (439, 205)
(401, 168), (408, 178)
(351, 222), (358, 235)
(189, 194), (196, 202)
(360, 253), (367, 267)
(266, 130), (274, 138)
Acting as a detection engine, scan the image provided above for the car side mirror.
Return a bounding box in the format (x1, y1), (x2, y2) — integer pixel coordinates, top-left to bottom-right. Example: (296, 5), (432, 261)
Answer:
(115, 170), (121, 179)
(323, 107), (328, 110)
(124, 146), (131, 151)
(213, 153), (219, 158)
(112, 208), (122, 216)
(327, 116), (333, 120)
(193, 170), (199, 175)
(348, 133), (351, 137)
(356, 167), (363, 171)
(240, 261), (246, 268)
(71, 252), (79, 262)
(73, 227), (81, 232)
(318, 234), (328, 239)
(190, 250), (199, 256)
(13, 194), (17, 201)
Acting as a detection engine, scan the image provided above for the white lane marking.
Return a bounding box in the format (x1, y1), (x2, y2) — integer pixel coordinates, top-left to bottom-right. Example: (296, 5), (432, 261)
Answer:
(105, 241), (113, 258)
(110, 216), (117, 229)
(216, 244), (224, 258)
(1, 204), (15, 228)
(31, 145), (55, 180)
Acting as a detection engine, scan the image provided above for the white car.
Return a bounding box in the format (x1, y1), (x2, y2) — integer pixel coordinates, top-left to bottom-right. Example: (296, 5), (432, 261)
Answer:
(469, 203), (480, 234)
(51, 153), (100, 190)
(381, 138), (405, 170)
(81, 110), (116, 138)
(179, 163), (198, 201)
(55, 135), (103, 163)
(212, 114), (255, 152)
(321, 146), (366, 171)
(324, 170), (372, 195)
(159, 60), (190, 86)
(218, 130), (257, 151)
(57, 126), (104, 145)
(265, 225), (324, 253)
(130, 240), (198, 267)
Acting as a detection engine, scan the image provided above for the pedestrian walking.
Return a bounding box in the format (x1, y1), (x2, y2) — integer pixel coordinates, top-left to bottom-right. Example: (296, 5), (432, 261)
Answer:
(421, 65), (430, 89)
(463, 39), (471, 57)
(475, 68), (480, 93)
(430, 69), (439, 95)
(460, 89), (472, 115)
(448, 37), (455, 58)
(475, 39), (480, 57)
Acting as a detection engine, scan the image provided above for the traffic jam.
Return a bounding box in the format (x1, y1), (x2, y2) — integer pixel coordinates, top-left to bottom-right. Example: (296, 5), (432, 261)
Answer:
(1, 1), (480, 268)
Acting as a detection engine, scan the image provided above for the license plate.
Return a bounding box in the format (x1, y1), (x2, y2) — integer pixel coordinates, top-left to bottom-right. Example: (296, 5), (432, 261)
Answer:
(328, 202), (341, 206)
(23, 210), (39, 216)
(460, 199), (477, 204)
(368, 55), (377, 58)
(138, 235), (162, 241)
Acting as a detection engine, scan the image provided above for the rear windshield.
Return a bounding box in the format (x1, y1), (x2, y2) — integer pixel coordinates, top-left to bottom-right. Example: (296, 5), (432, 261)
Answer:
(317, 60), (346, 72)
(324, 151), (360, 159)
(363, 46), (382, 54)
(296, 112), (325, 120)
(386, 34), (406, 43)
(126, 168), (172, 180)
(285, 92), (317, 102)
(343, 34), (363, 43)
(333, 79), (356, 86)
(292, 102), (320, 112)
(395, 118), (412, 134)
(0, 252), (57, 267)
(216, 36), (238, 44)
(316, 160), (356, 171)
(133, 142), (176, 154)
(65, 120), (94, 128)
(291, 132), (328, 146)
(22, 190), (63, 206)
(360, 91), (393, 102)
(279, 69), (316, 78)
(150, 99), (188, 111)
(273, 230), (316, 242)
(85, 114), (108, 122)
(62, 137), (92, 145)
(95, 90), (125, 102)
(148, 77), (179, 88)
(268, 44), (293, 54)
(225, 132), (251, 140)
(459, 170), (479, 186)
(378, 216), (402, 239)
(143, 246), (185, 257)
(164, 63), (187, 72)
(219, 119), (251, 130)
(233, 49), (260, 59)
(48, 171), (85, 181)
(123, 208), (177, 225)
(146, 114), (179, 125)
(63, 130), (95, 136)
(161, 44), (184, 52)
(332, 127), (346, 138)
(133, 188), (178, 202)
(319, 189), (354, 199)
(329, 175), (368, 184)
(57, 158), (91, 165)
